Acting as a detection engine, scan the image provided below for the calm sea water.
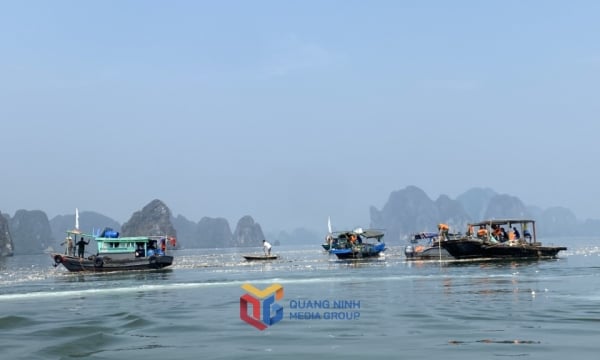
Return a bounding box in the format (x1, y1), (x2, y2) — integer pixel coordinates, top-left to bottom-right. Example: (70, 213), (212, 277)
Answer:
(1, 238), (599, 360)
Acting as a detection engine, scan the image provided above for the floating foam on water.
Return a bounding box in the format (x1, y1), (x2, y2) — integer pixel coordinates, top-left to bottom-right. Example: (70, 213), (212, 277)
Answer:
(0, 281), (237, 301)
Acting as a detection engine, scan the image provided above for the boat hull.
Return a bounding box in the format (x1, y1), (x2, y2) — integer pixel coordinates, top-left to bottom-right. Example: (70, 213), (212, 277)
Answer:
(482, 244), (567, 259)
(440, 239), (567, 260)
(243, 255), (279, 261)
(439, 239), (485, 259)
(329, 243), (386, 259)
(405, 245), (453, 260)
(52, 253), (173, 272)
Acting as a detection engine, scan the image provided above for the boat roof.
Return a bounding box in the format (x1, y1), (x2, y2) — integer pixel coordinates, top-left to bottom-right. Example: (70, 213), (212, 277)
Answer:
(412, 232), (439, 239)
(65, 230), (168, 243)
(333, 229), (385, 239)
(95, 236), (163, 242)
(469, 219), (535, 227)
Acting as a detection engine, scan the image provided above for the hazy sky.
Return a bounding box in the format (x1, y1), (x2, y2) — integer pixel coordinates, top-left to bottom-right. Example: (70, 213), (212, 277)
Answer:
(2, 1), (599, 233)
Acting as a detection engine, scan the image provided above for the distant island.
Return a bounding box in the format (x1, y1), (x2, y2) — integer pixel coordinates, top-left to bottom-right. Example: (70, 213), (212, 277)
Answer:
(2, 186), (599, 256)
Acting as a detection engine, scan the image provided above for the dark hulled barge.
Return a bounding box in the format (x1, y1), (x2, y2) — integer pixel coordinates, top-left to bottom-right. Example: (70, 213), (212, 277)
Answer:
(439, 219), (566, 260)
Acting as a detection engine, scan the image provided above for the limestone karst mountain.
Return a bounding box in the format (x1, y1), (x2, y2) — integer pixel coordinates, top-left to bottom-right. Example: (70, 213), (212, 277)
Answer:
(120, 199), (177, 238)
(7, 210), (53, 255)
(231, 215), (265, 247)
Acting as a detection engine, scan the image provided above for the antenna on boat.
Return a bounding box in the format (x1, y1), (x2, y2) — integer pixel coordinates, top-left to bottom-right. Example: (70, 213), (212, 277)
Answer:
(328, 216), (332, 234)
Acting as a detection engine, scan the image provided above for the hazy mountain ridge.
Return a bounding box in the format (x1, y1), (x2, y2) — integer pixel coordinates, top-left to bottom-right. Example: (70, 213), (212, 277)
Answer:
(7, 210), (53, 255)
(1, 186), (597, 256)
(371, 186), (597, 244)
(0, 199), (268, 255)
(172, 215), (233, 248)
(50, 211), (121, 247)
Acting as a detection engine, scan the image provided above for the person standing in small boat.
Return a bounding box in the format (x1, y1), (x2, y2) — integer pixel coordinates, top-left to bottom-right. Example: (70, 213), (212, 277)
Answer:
(75, 236), (90, 258)
(61, 236), (73, 256)
(262, 240), (272, 256)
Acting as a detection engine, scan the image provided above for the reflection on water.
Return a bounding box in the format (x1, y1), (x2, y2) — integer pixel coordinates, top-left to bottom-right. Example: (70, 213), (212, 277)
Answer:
(53, 269), (175, 284)
(0, 255), (9, 269)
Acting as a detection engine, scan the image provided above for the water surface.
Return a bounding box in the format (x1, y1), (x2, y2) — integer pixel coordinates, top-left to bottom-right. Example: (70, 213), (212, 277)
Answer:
(1, 240), (599, 359)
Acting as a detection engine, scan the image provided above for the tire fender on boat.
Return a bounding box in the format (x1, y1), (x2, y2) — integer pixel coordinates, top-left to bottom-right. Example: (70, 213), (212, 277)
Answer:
(95, 257), (104, 267)
(54, 254), (63, 264)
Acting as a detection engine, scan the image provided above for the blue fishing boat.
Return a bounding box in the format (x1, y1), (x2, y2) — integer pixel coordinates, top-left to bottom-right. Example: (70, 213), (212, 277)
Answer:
(328, 228), (386, 259)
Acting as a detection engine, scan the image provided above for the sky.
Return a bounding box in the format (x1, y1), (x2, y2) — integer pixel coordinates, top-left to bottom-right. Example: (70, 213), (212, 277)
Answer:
(1, 1), (600, 233)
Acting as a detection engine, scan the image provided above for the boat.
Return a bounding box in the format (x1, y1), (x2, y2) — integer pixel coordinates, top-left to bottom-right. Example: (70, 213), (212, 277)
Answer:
(328, 228), (386, 259)
(438, 219), (567, 260)
(242, 254), (279, 261)
(404, 232), (454, 260)
(51, 227), (174, 272)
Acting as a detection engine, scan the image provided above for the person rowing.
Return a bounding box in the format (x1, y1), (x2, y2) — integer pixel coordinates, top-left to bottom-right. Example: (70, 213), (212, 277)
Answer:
(262, 240), (272, 256)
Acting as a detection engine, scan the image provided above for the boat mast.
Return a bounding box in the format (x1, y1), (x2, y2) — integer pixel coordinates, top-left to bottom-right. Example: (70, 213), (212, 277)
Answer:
(75, 207), (80, 231)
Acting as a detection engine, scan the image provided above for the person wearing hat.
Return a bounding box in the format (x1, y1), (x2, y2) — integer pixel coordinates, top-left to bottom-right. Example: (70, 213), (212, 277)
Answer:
(61, 236), (74, 256)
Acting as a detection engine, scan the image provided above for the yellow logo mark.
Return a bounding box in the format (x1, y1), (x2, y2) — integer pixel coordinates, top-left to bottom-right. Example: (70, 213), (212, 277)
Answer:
(241, 283), (284, 300)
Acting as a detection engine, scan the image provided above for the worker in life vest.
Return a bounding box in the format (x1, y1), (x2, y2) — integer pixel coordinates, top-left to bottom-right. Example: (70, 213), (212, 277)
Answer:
(477, 226), (488, 238)
(438, 223), (449, 239)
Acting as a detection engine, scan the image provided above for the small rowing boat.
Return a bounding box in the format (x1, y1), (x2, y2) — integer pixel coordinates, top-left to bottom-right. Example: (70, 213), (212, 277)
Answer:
(243, 254), (279, 261)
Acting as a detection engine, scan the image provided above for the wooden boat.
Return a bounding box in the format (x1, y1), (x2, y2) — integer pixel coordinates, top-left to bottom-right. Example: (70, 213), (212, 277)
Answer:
(328, 228), (386, 259)
(439, 219), (567, 260)
(51, 227), (174, 272)
(243, 254), (279, 261)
